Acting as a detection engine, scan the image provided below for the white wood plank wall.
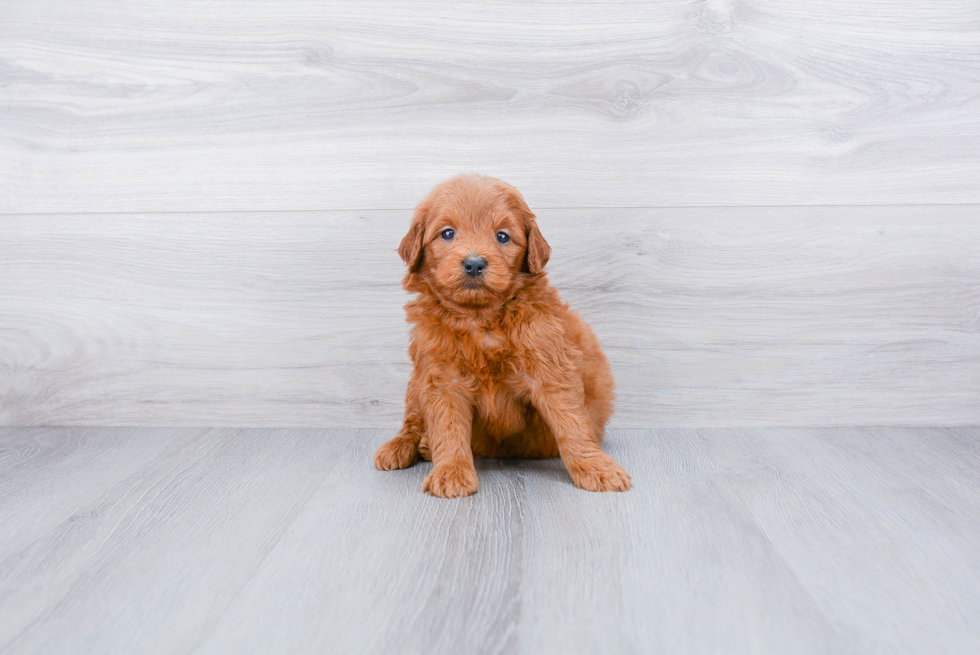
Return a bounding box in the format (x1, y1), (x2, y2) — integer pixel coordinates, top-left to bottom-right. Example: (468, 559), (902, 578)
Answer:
(1, 1), (978, 427)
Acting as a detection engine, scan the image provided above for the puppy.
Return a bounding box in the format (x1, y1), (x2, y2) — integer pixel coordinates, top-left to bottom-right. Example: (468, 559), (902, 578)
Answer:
(374, 174), (631, 498)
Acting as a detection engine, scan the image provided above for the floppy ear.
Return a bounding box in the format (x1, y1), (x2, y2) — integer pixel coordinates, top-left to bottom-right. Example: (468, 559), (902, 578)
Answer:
(507, 188), (550, 274)
(399, 199), (429, 272)
(523, 215), (551, 274)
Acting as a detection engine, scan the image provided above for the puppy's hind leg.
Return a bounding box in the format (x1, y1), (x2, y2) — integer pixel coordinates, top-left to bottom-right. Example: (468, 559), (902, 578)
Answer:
(375, 402), (423, 471)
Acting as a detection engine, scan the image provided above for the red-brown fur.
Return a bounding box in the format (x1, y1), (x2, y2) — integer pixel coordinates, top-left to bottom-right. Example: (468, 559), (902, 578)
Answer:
(374, 174), (631, 497)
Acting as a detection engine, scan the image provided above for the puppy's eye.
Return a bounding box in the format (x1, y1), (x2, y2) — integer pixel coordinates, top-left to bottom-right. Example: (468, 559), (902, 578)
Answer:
(440, 229), (455, 241)
(496, 232), (510, 244)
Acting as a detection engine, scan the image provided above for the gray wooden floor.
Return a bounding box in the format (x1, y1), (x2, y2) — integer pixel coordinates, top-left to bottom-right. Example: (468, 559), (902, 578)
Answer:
(2, 427), (978, 654)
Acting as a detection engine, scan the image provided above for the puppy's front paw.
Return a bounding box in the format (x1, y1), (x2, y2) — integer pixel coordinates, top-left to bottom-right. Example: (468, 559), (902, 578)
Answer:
(423, 461), (479, 498)
(374, 438), (419, 470)
(567, 454), (632, 492)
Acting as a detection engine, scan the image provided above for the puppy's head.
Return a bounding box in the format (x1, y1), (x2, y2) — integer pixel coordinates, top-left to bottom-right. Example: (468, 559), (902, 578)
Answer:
(400, 175), (550, 306)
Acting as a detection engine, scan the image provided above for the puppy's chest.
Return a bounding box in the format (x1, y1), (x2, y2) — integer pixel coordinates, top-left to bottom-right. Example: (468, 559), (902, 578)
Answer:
(458, 325), (529, 429)
(457, 324), (515, 374)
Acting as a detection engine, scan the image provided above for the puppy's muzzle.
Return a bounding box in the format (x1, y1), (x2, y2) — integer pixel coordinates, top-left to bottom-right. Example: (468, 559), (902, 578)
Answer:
(462, 256), (488, 277)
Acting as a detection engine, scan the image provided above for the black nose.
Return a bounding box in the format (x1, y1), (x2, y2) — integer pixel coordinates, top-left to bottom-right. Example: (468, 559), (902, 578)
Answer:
(462, 256), (487, 277)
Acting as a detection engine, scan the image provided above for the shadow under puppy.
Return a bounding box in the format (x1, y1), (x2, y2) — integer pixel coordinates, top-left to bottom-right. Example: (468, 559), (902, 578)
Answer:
(375, 174), (631, 498)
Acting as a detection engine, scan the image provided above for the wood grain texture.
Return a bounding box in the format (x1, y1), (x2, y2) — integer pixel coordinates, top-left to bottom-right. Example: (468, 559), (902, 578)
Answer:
(2, 206), (978, 427)
(699, 427), (980, 652)
(1, 0), (979, 212)
(1, 427), (978, 653)
(0, 427), (355, 654)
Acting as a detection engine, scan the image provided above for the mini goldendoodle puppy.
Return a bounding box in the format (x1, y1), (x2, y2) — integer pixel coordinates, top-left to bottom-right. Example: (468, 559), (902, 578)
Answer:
(374, 174), (631, 498)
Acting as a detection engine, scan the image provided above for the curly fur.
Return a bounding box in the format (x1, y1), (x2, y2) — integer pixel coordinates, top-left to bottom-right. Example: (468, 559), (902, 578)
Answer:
(374, 174), (631, 497)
